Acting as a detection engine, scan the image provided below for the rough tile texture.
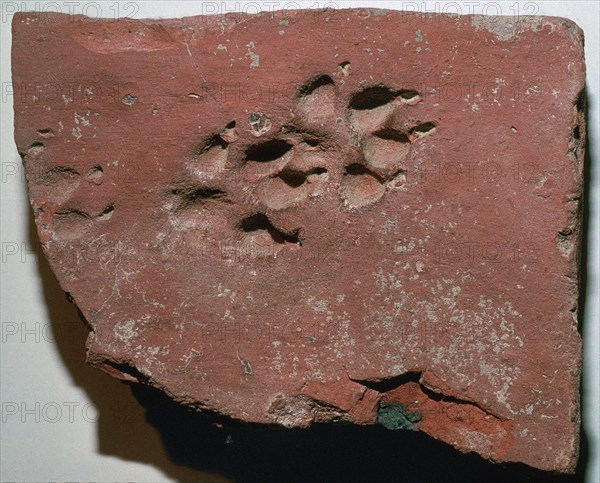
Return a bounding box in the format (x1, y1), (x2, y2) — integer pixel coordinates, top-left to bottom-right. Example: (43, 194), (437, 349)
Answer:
(12, 9), (585, 472)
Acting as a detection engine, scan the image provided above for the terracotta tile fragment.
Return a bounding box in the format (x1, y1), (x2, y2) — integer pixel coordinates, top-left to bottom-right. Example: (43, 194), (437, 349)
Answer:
(12, 9), (586, 472)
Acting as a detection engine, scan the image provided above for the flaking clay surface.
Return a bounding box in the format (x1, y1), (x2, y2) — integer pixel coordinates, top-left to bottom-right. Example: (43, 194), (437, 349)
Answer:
(11, 8), (585, 472)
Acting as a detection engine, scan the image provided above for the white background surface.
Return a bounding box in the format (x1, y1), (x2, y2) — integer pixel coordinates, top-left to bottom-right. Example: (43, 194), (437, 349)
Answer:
(1, 1), (598, 481)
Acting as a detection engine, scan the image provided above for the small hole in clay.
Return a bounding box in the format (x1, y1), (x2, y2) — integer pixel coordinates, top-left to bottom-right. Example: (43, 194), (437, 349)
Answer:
(349, 86), (397, 110)
(86, 165), (103, 184)
(279, 171), (308, 188)
(37, 128), (54, 138)
(245, 139), (293, 163)
(278, 167), (328, 188)
(398, 90), (420, 100)
(297, 74), (335, 98)
(373, 129), (410, 143)
(239, 213), (301, 245)
(100, 204), (115, 218)
(412, 122), (437, 135)
(338, 61), (351, 76)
